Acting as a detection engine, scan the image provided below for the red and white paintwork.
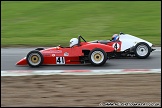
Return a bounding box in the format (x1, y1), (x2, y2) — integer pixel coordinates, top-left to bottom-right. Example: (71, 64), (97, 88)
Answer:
(16, 33), (155, 66)
(16, 41), (115, 66)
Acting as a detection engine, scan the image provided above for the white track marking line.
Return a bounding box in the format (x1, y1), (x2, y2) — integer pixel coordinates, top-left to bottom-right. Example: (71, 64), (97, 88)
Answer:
(1, 69), (161, 76)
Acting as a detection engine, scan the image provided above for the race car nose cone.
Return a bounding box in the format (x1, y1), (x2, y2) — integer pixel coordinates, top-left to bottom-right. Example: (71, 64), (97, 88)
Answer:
(16, 57), (27, 65)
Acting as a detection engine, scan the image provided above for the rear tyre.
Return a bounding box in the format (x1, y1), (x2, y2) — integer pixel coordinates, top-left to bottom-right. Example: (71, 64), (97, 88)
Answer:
(88, 48), (107, 66)
(134, 42), (151, 59)
(27, 50), (44, 67)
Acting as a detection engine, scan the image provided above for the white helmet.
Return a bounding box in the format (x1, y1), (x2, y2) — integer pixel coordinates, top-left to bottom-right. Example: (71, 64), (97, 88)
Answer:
(70, 38), (78, 47)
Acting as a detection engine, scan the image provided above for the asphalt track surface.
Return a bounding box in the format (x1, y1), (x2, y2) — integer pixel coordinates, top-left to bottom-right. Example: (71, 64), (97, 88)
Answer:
(1, 47), (161, 70)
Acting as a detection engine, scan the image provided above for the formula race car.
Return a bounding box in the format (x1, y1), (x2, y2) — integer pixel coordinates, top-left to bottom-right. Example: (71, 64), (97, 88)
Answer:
(16, 35), (115, 67)
(91, 32), (155, 59)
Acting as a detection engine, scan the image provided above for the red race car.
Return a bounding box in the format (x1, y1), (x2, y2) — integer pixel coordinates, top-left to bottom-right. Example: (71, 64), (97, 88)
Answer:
(16, 35), (116, 67)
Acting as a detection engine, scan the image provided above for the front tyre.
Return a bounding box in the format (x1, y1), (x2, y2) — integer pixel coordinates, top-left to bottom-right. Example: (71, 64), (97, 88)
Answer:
(27, 50), (44, 67)
(134, 42), (151, 59)
(88, 48), (107, 66)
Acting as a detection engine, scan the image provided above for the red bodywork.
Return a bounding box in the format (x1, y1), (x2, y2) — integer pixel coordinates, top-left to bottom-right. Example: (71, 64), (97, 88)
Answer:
(16, 41), (116, 66)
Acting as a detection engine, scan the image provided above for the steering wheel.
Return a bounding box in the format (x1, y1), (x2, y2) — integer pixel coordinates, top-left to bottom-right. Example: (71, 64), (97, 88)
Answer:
(78, 35), (86, 46)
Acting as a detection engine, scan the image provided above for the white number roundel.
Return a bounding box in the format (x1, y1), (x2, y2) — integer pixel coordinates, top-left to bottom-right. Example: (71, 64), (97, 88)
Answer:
(112, 43), (120, 50)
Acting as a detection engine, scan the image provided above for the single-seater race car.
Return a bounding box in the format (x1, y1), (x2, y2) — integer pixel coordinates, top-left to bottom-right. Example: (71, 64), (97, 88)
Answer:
(91, 32), (156, 59)
(16, 35), (116, 67)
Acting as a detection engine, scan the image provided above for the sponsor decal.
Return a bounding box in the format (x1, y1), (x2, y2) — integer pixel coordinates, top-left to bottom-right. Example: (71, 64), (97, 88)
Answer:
(50, 50), (62, 53)
(64, 52), (69, 56)
(52, 54), (55, 57)
(44, 54), (50, 56)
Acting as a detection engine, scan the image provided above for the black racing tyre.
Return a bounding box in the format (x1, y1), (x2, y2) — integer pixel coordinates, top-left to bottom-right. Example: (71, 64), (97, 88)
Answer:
(134, 42), (151, 59)
(88, 48), (107, 66)
(27, 50), (44, 67)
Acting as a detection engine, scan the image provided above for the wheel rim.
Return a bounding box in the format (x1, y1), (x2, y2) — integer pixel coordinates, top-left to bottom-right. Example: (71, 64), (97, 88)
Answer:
(28, 53), (41, 66)
(136, 44), (148, 56)
(91, 51), (104, 64)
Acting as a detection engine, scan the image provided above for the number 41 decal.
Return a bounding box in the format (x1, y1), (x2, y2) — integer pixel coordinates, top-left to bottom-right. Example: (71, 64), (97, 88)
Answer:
(56, 57), (65, 64)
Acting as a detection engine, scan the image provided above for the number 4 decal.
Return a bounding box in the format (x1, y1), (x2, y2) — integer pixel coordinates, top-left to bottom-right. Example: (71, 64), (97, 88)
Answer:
(56, 57), (65, 64)
(112, 43), (120, 50)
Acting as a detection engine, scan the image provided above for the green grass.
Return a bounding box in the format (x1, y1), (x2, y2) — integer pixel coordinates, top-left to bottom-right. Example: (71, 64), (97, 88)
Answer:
(1, 1), (161, 47)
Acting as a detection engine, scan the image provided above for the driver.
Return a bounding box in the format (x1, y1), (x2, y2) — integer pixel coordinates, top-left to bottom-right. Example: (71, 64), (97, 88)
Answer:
(70, 38), (79, 47)
(111, 34), (120, 41)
